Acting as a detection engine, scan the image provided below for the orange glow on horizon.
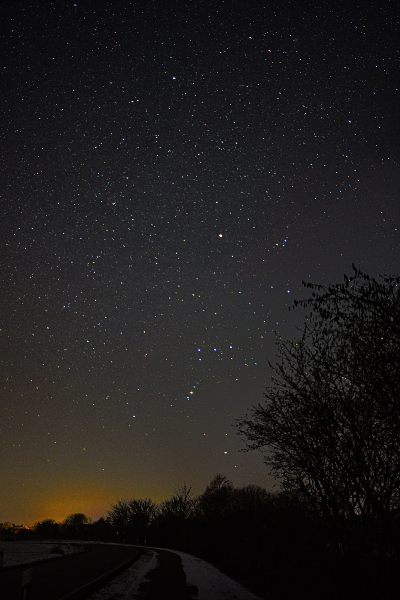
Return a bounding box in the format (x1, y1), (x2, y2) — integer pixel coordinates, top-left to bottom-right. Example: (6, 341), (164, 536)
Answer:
(35, 487), (114, 525)
(28, 485), (177, 526)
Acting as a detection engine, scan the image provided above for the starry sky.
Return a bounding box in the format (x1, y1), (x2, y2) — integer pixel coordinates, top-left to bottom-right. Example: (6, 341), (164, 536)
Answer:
(1, 1), (399, 525)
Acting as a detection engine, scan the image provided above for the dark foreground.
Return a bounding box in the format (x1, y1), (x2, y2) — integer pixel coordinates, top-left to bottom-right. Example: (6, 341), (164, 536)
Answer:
(0, 544), (139, 600)
(138, 550), (198, 599)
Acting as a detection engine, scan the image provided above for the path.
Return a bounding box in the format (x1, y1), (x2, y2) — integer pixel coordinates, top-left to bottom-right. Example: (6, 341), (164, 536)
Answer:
(88, 547), (263, 600)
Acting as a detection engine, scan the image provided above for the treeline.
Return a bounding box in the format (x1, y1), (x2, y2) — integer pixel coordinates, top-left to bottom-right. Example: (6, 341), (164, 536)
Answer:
(33, 512), (94, 539)
(107, 476), (320, 598)
(34, 473), (400, 599)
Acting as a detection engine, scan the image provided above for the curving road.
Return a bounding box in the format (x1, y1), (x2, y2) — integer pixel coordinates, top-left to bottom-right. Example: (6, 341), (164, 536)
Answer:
(0, 543), (139, 600)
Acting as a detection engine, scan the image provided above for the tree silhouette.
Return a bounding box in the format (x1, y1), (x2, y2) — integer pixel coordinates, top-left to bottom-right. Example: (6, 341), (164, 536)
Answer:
(198, 474), (234, 519)
(156, 483), (196, 550)
(107, 500), (131, 535)
(61, 513), (91, 538)
(158, 483), (197, 521)
(34, 519), (60, 538)
(237, 267), (400, 555)
(128, 498), (158, 538)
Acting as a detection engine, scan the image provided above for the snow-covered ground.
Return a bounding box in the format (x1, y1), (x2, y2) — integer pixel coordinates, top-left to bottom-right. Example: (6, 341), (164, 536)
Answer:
(173, 549), (262, 600)
(0, 540), (82, 567)
(87, 547), (262, 600)
(1, 542), (262, 599)
(87, 549), (158, 600)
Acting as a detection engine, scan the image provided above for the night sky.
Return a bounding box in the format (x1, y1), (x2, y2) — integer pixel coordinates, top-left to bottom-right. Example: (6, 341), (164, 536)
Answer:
(1, 1), (399, 525)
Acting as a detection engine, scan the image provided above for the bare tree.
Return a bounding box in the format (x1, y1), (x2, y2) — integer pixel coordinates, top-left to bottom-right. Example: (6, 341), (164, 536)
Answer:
(128, 498), (158, 531)
(159, 483), (197, 521)
(157, 483), (196, 550)
(204, 474), (233, 493)
(61, 513), (91, 538)
(237, 267), (400, 555)
(198, 474), (234, 519)
(34, 519), (60, 538)
(107, 499), (130, 532)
